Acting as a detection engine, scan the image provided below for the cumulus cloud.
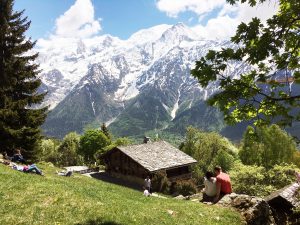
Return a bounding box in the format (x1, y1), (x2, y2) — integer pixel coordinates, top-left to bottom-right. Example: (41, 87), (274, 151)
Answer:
(36, 0), (102, 49)
(192, 15), (239, 40)
(156, 0), (278, 39)
(54, 0), (101, 38)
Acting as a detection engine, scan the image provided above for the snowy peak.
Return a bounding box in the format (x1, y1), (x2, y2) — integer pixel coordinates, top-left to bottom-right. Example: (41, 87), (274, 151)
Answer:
(87, 34), (120, 52)
(40, 23), (253, 139)
(76, 39), (86, 54)
(160, 23), (199, 43)
(127, 24), (172, 45)
(37, 23), (222, 110)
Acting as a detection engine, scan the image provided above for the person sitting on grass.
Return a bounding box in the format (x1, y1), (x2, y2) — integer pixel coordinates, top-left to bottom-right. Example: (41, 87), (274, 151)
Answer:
(213, 166), (232, 203)
(202, 171), (217, 203)
(3, 151), (12, 160)
(11, 149), (26, 164)
(11, 163), (43, 176)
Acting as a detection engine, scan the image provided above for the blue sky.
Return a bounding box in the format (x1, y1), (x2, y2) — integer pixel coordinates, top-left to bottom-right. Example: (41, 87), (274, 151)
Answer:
(14, 0), (201, 40)
(14, 0), (278, 41)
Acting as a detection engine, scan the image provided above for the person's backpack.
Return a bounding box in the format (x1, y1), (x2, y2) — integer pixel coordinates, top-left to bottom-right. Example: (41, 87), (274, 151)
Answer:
(65, 171), (73, 177)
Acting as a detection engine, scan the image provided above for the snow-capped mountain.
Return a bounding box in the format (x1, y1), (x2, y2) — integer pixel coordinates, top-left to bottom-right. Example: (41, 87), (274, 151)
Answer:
(39, 23), (249, 138)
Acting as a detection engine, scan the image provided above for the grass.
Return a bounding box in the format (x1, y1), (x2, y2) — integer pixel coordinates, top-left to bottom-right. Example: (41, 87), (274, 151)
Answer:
(0, 163), (242, 225)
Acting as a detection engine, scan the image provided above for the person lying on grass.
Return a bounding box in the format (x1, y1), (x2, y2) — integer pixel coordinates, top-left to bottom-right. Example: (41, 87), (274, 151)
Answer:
(11, 163), (43, 176)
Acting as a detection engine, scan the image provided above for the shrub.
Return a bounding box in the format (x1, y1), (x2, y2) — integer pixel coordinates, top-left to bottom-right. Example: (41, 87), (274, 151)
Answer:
(230, 162), (270, 196)
(37, 139), (60, 165)
(152, 171), (171, 194)
(266, 164), (298, 189)
(239, 125), (298, 169)
(191, 166), (205, 186)
(173, 180), (197, 196)
(292, 151), (300, 168)
(230, 161), (298, 197)
(211, 150), (235, 173)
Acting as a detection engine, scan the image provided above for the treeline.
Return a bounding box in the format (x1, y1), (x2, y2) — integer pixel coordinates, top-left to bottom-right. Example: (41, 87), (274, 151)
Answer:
(37, 124), (132, 167)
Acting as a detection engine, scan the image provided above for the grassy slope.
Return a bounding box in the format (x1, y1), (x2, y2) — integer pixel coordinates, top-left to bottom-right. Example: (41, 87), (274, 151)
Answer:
(0, 164), (242, 225)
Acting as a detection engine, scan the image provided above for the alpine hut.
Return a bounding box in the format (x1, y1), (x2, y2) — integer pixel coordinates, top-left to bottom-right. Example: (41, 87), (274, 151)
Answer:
(102, 140), (197, 185)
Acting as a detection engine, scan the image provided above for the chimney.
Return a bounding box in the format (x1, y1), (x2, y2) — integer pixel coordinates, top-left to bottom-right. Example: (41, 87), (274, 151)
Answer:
(143, 136), (150, 144)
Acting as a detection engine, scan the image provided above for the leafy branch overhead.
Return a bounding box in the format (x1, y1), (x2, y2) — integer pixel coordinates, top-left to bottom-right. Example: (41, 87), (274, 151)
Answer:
(191, 0), (300, 126)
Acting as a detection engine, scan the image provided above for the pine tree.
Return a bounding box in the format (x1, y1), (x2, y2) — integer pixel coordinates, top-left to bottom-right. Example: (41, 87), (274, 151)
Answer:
(0, 0), (47, 160)
(100, 123), (112, 140)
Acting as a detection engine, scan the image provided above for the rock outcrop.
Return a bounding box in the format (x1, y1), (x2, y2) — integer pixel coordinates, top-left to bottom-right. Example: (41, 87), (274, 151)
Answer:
(217, 193), (275, 225)
(265, 182), (300, 225)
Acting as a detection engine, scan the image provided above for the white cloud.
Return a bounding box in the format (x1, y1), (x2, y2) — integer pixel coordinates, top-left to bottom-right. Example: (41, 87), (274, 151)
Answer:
(156, 0), (226, 18)
(235, 1), (278, 23)
(156, 0), (279, 40)
(54, 0), (101, 38)
(192, 15), (239, 40)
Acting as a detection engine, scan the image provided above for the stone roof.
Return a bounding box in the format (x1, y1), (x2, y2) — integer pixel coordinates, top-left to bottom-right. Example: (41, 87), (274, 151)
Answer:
(265, 182), (300, 208)
(116, 141), (197, 172)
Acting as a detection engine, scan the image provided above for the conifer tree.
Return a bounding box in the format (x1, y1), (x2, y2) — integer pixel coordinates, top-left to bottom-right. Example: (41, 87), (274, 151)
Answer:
(0, 0), (47, 160)
(100, 123), (112, 140)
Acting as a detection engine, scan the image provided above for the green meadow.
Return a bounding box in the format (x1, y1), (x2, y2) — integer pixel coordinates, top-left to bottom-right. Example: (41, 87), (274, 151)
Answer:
(0, 163), (242, 225)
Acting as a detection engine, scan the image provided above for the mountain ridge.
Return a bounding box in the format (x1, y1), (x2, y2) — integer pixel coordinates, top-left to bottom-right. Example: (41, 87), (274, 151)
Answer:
(39, 23), (299, 140)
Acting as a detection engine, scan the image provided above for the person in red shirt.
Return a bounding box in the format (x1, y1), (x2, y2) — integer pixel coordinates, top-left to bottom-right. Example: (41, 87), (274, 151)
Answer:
(213, 166), (232, 203)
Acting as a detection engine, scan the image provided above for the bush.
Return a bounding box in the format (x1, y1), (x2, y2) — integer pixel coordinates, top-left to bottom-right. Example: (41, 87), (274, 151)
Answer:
(152, 171), (171, 194)
(230, 162), (270, 196)
(211, 150), (235, 173)
(230, 161), (298, 197)
(191, 166), (205, 186)
(292, 151), (300, 168)
(37, 139), (60, 165)
(239, 125), (298, 169)
(266, 164), (298, 189)
(173, 180), (197, 196)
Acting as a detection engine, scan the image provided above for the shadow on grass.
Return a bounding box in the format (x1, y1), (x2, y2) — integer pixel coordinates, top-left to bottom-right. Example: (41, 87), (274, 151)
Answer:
(75, 218), (123, 225)
(89, 172), (141, 191)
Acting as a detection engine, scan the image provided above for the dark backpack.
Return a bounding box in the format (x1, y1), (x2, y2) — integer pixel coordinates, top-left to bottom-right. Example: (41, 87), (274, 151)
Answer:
(65, 171), (73, 177)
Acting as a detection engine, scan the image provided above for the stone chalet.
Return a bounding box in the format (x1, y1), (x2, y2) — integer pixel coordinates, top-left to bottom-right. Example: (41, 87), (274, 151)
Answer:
(101, 141), (197, 185)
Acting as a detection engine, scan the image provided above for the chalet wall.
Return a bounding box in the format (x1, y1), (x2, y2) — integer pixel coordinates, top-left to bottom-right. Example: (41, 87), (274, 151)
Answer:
(104, 149), (149, 179)
(109, 171), (144, 186)
(166, 166), (189, 177)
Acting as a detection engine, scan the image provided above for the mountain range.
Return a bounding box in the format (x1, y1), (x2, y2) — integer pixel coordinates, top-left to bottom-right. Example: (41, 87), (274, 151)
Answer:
(37, 23), (299, 141)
